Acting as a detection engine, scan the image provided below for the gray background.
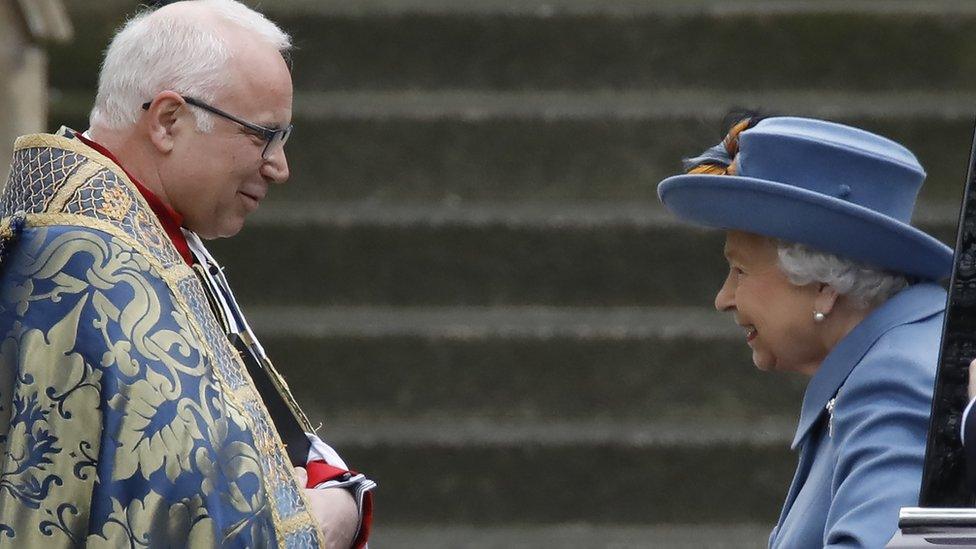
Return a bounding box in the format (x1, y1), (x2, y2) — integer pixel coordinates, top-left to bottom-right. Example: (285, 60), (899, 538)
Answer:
(13, 0), (976, 546)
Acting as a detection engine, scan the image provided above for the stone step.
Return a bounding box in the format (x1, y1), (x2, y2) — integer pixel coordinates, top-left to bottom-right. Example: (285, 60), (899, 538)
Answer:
(50, 90), (976, 205)
(370, 523), (774, 549)
(255, 0), (976, 16)
(52, 1), (976, 92)
(251, 305), (807, 421)
(317, 417), (796, 523)
(206, 201), (957, 307)
(72, 0), (976, 16)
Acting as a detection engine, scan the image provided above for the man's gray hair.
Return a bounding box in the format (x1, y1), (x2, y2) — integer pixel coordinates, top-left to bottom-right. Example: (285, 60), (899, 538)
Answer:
(89, 0), (291, 132)
(776, 240), (910, 308)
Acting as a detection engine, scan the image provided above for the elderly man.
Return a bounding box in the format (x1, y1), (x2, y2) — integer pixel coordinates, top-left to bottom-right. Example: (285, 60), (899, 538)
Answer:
(0, 1), (372, 547)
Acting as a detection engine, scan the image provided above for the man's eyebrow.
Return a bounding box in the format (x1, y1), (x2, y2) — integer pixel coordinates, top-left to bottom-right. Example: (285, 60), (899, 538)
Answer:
(240, 121), (282, 133)
(252, 121), (282, 131)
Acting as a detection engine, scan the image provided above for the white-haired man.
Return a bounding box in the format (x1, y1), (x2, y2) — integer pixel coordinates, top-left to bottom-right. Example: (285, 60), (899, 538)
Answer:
(0, 1), (372, 547)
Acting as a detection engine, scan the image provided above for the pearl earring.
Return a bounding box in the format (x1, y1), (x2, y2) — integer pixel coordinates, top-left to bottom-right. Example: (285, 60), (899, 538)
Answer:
(814, 311), (826, 323)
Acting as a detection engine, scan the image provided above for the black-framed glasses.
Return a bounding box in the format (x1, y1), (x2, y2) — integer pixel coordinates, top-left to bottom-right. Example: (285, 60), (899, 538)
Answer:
(141, 95), (292, 159)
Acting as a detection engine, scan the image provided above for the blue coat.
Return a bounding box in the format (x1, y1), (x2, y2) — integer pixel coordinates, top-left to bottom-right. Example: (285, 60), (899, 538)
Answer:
(769, 283), (945, 549)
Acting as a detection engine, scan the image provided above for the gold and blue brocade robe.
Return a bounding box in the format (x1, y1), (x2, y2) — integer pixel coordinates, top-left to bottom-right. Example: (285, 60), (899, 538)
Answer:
(0, 133), (323, 547)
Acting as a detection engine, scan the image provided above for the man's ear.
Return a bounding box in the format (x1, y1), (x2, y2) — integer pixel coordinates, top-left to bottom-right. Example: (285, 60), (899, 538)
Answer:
(814, 283), (841, 316)
(142, 91), (184, 154)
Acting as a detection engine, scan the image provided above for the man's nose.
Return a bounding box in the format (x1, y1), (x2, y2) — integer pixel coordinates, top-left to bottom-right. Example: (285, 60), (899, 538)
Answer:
(262, 147), (289, 184)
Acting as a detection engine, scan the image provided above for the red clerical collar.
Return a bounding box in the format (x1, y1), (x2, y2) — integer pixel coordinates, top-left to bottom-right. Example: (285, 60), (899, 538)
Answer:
(73, 132), (194, 266)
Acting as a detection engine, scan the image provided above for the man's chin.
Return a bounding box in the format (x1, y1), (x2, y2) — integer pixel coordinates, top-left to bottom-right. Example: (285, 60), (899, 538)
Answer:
(192, 219), (246, 240)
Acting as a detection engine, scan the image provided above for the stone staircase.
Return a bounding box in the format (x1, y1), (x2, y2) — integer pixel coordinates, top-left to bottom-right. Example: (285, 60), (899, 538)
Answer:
(48, 1), (970, 546)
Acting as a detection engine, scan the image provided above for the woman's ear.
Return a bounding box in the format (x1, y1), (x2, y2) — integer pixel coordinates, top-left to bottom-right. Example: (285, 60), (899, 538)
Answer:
(814, 283), (841, 316)
(142, 91), (184, 154)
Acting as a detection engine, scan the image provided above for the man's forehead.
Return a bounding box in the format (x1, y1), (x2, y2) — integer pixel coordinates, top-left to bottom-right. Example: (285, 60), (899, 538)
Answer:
(215, 87), (292, 127)
(221, 52), (293, 125)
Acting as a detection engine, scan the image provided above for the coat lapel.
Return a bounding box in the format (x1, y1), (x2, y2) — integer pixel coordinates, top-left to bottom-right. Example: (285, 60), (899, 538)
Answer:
(791, 283), (946, 450)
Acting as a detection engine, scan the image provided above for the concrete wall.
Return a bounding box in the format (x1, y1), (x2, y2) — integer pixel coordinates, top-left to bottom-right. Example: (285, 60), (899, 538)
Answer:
(0, 0), (48, 184)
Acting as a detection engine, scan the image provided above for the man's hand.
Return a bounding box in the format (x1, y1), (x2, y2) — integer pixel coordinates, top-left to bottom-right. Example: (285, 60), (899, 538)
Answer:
(294, 467), (359, 548)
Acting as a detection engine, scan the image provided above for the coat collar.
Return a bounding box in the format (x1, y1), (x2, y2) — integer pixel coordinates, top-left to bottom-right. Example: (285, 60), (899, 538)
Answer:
(69, 129), (193, 266)
(791, 283), (946, 449)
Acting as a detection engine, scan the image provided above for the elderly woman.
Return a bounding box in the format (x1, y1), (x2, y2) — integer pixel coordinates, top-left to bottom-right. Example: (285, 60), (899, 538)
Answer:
(658, 116), (951, 548)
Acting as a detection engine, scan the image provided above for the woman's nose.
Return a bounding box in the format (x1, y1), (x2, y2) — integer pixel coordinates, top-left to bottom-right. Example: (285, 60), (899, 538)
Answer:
(714, 272), (735, 312)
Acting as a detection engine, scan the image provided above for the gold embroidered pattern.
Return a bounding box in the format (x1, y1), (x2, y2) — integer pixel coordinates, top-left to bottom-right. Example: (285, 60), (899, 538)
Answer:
(2, 145), (85, 215)
(0, 133), (323, 547)
(96, 184), (132, 221)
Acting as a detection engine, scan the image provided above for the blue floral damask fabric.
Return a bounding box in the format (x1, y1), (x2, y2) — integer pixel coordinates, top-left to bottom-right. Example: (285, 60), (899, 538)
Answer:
(0, 133), (321, 547)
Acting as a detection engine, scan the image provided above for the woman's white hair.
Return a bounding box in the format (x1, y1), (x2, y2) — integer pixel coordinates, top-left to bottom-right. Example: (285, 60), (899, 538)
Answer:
(89, 0), (291, 132)
(776, 240), (911, 308)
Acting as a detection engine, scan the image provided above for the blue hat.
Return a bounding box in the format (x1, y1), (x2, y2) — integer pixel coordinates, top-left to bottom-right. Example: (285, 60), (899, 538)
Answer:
(657, 117), (952, 280)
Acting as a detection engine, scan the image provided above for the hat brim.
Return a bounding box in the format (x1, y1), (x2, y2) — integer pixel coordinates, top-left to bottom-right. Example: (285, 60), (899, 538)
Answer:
(658, 174), (953, 280)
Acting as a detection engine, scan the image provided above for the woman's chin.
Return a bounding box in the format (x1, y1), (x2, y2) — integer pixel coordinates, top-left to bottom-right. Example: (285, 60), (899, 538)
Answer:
(751, 351), (778, 372)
